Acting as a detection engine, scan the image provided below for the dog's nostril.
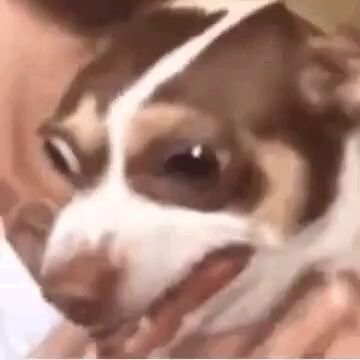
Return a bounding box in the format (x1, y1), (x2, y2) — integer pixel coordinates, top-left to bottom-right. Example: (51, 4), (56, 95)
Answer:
(65, 296), (103, 326)
(43, 291), (104, 326)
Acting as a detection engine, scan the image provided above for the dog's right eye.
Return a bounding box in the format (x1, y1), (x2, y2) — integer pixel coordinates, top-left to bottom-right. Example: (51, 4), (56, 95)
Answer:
(163, 144), (219, 181)
(43, 137), (81, 179)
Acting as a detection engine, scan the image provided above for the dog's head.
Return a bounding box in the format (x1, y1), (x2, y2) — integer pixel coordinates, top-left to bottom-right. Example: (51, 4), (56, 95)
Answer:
(23, 0), (360, 348)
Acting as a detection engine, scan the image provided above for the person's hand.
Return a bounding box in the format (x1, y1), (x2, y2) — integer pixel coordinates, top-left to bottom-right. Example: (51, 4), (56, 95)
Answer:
(94, 270), (360, 358)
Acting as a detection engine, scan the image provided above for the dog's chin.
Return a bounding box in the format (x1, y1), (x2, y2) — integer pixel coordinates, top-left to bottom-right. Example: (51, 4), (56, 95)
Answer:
(92, 245), (255, 357)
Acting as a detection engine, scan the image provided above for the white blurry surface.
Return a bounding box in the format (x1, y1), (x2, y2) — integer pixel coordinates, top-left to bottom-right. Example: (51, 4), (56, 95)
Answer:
(0, 220), (62, 359)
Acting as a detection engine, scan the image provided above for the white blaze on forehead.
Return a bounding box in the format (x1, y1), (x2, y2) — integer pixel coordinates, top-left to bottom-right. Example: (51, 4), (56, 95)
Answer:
(168, 0), (277, 15)
(105, 0), (278, 175)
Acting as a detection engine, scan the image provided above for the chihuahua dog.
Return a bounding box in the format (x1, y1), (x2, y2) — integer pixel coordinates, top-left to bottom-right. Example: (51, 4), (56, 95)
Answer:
(28, 0), (360, 356)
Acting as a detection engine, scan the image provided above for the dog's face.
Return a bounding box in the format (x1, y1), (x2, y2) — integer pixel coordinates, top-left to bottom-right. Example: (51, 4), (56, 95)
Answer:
(32, 1), (360, 342)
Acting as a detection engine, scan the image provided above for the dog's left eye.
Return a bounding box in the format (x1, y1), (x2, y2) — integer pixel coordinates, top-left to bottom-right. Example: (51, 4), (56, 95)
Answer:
(163, 144), (219, 180)
(43, 136), (81, 179)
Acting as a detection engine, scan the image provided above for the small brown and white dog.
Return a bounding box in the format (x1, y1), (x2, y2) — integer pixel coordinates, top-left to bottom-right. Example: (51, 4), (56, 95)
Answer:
(28, 0), (360, 356)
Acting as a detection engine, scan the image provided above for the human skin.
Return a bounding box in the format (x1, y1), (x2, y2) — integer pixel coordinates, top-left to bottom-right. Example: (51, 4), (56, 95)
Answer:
(0, 1), (98, 357)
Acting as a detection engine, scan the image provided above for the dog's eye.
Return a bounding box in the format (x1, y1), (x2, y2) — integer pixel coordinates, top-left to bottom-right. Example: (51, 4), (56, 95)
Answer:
(43, 137), (81, 178)
(164, 144), (219, 180)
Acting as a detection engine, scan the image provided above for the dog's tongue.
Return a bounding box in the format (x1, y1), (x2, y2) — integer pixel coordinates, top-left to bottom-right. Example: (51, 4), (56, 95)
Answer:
(96, 246), (254, 358)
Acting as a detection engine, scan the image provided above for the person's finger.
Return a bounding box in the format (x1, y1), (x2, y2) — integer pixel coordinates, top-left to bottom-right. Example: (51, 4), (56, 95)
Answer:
(191, 328), (258, 357)
(252, 276), (355, 357)
(96, 246), (254, 358)
(28, 320), (92, 359)
(324, 275), (360, 358)
(325, 328), (360, 357)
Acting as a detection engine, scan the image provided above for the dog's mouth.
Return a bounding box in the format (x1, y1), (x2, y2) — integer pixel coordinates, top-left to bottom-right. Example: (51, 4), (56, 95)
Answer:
(94, 245), (255, 358)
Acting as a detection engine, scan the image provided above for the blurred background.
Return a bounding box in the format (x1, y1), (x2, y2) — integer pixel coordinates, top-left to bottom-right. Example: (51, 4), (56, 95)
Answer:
(286, 0), (360, 32)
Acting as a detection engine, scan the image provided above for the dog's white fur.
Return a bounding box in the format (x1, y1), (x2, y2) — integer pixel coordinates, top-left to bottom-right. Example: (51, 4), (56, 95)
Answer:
(167, 0), (274, 15)
(40, 0), (360, 352)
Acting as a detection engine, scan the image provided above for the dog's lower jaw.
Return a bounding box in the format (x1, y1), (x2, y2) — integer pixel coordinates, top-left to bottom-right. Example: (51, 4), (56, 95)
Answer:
(103, 249), (304, 357)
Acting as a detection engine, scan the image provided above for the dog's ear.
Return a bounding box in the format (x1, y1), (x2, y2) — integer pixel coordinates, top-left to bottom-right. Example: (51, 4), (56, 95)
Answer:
(4, 201), (56, 282)
(299, 26), (360, 118)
